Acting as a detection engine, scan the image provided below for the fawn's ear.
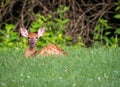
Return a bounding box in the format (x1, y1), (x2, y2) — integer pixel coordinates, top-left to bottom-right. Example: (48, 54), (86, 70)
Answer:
(38, 28), (45, 37)
(20, 27), (29, 37)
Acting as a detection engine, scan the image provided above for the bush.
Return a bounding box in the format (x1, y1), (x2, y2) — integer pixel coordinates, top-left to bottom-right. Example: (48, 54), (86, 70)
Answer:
(93, 18), (119, 47)
(28, 5), (70, 47)
(0, 6), (70, 49)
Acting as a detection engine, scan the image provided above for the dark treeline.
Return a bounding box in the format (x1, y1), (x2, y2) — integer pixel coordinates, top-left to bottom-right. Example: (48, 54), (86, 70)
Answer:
(0, 0), (119, 46)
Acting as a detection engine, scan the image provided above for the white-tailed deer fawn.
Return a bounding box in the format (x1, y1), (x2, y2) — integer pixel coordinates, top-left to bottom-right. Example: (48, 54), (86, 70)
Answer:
(20, 27), (67, 58)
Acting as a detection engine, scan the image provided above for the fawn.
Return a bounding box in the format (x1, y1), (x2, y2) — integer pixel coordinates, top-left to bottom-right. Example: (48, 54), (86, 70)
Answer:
(20, 27), (67, 58)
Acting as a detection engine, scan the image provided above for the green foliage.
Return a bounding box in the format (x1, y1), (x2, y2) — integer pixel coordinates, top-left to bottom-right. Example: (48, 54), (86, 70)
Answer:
(0, 24), (17, 48)
(0, 6), (70, 49)
(93, 17), (119, 47)
(0, 0), (9, 7)
(75, 36), (85, 47)
(114, 0), (120, 19)
(114, 0), (120, 37)
(30, 6), (70, 47)
(115, 28), (120, 34)
(114, 0), (120, 11)
(0, 24), (27, 49)
(92, 0), (120, 47)
(113, 0), (120, 47)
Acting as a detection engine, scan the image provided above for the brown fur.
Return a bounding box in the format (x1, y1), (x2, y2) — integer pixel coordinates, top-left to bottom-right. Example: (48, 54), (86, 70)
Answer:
(25, 46), (36, 58)
(25, 43), (67, 58)
(35, 44), (67, 56)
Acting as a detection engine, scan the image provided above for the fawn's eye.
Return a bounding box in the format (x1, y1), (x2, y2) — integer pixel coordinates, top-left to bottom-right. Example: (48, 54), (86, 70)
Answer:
(36, 37), (38, 39)
(28, 37), (30, 39)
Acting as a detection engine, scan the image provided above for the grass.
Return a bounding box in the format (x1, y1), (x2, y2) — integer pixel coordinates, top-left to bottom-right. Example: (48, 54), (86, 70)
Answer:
(0, 47), (120, 87)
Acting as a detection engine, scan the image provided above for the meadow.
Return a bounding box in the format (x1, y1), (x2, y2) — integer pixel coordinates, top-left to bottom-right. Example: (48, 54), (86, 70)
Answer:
(0, 47), (120, 87)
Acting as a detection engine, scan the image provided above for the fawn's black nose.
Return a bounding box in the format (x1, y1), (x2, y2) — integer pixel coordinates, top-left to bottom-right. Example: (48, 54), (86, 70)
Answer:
(31, 40), (34, 44)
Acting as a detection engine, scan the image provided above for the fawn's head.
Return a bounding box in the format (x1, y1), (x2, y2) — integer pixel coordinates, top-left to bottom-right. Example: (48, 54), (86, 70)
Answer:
(20, 27), (45, 47)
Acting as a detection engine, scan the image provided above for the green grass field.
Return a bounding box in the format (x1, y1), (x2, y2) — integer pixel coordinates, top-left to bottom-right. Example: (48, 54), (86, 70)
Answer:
(0, 47), (120, 87)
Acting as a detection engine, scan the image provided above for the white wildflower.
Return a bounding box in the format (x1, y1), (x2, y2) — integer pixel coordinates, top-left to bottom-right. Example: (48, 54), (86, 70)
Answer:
(21, 79), (23, 81)
(20, 73), (23, 76)
(98, 77), (100, 80)
(72, 83), (76, 87)
(64, 68), (67, 72)
(59, 77), (63, 80)
(104, 74), (109, 78)
(90, 78), (93, 82)
(27, 75), (30, 78)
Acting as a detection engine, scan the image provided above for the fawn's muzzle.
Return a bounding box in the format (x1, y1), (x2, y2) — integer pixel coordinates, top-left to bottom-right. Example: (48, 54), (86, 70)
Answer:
(29, 38), (36, 46)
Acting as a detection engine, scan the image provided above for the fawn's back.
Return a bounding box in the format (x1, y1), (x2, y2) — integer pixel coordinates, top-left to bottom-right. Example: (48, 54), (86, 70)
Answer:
(35, 44), (67, 56)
